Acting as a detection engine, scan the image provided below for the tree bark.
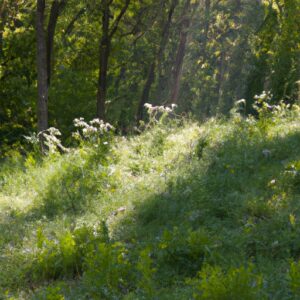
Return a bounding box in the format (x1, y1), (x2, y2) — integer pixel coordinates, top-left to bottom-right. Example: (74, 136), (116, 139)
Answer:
(170, 0), (191, 104)
(0, 0), (7, 59)
(36, 0), (48, 133)
(97, 0), (110, 120)
(47, 0), (66, 85)
(157, 0), (178, 77)
(136, 0), (178, 121)
(136, 62), (155, 121)
(202, 0), (210, 62)
(64, 7), (85, 37)
(96, 0), (130, 120)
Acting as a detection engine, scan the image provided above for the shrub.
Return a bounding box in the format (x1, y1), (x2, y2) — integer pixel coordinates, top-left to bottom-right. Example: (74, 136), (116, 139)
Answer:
(189, 265), (264, 300)
(289, 260), (300, 297)
(157, 227), (211, 276)
(136, 247), (157, 298)
(82, 242), (133, 299)
(32, 223), (109, 281)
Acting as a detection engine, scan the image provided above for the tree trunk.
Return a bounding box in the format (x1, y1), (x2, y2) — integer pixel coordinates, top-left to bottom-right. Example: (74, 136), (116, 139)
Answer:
(202, 0), (210, 62)
(36, 0), (48, 133)
(47, 0), (66, 85)
(157, 0), (178, 77)
(170, 0), (191, 104)
(0, 0), (7, 59)
(136, 62), (155, 121)
(136, 0), (178, 121)
(96, 0), (130, 120)
(216, 49), (226, 113)
(96, 0), (110, 120)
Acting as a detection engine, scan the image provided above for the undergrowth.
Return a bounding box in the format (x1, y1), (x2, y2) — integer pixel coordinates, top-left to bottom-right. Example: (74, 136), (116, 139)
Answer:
(1, 101), (300, 299)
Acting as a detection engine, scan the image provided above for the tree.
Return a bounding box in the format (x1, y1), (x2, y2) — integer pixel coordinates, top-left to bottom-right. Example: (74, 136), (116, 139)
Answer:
(36, 0), (66, 136)
(136, 0), (178, 121)
(36, 0), (48, 133)
(169, 0), (191, 104)
(96, 0), (130, 120)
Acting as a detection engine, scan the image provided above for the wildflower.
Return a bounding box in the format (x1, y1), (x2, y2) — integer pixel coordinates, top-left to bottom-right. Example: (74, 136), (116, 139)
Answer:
(47, 127), (61, 136)
(236, 99), (246, 105)
(158, 106), (165, 112)
(90, 118), (103, 126)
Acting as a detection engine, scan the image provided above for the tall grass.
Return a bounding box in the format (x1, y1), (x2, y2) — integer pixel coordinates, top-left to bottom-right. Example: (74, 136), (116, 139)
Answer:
(1, 102), (300, 299)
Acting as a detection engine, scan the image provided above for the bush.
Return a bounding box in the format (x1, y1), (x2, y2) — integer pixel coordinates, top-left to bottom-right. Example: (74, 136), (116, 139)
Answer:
(32, 223), (109, 281)
(157, 227), (211, 276)
(83, 242), (133, 299)
(289, 260), (300, 297)
(189, 265), (264, 300)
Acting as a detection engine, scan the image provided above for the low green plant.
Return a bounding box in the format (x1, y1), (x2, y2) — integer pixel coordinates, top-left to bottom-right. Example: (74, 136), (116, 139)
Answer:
(289, 260), (300, 298)
(195, 135), (209, 159)
(136, 247), (157, 298)
(189, 265), (264, 300)
(83, 241), (133, 299)
(157, 227), (210, 276)
(32, 223), (110, 282)
(33, 284), (65, 300)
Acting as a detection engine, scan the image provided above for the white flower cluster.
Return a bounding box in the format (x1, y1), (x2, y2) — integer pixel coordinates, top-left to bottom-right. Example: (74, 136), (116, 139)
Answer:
(40, 127), (67, 153)
(254, 91), (273, 101)
(144, 103), (177, 115)
(73, 117), (114, 141)
(253, 91), (276, 112)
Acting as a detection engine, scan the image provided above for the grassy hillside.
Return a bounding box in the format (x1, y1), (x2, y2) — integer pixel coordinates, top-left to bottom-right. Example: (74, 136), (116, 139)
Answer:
(2, 103), (300, 299)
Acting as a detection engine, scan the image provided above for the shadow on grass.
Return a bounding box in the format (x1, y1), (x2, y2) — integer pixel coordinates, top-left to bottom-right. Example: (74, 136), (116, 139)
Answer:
(113, 128), (300, 268)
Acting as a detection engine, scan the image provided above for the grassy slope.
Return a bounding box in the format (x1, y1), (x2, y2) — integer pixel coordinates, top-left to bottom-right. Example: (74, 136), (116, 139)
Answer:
(1, 110), (300, 299)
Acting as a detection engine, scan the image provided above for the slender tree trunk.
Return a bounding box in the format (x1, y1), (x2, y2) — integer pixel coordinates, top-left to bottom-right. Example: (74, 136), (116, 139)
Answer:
(136, 62), (155, 121)
(97, 0), (110, 120)
(36, 0), (48, 133)
(0, 0), (7, 59)
(157, 0), (178, 77)
(96, 0), (130, 120)
(170, 0), (191, 104)
(136, 0), (178, 121)
(64, 8), (85, 37)
(114, 66), (126, 94)
(216, 49), (226, 113)
(47, 0), (66, 85)
(202, 0), (210, 62)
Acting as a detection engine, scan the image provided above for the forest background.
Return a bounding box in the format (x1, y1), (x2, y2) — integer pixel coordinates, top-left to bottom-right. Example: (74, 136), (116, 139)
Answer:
(0, 0), (299, 154)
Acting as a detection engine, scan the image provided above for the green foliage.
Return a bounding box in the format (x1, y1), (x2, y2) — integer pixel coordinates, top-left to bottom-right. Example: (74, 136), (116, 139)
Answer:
(189, 265), (264, 300)
(157, 227), (210, 276)
(195, 135), (209, 159)
(34, 227), (78, 280)
(32, 223), (110, 282)
(33, 284), (65, 300)
(136, 248), (157, 298)
(3, 106), (300, 299)
(83, 242), (133, 299)
(283, 161), (300, 194)
(289, 260), (300, 298)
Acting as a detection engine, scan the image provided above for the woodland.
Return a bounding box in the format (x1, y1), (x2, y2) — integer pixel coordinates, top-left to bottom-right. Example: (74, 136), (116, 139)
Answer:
(0, 0), (300, 299)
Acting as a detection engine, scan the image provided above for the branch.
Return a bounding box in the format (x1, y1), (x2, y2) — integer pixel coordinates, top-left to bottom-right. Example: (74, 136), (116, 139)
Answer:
(120, 6), (147, 37)
(64, 7), (86, 36)
(47, 0), (67, 85)
(109, 0), (130, 39)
